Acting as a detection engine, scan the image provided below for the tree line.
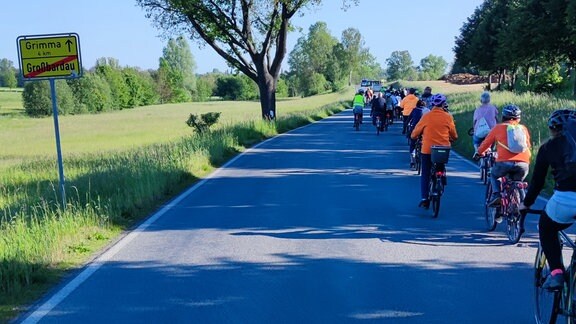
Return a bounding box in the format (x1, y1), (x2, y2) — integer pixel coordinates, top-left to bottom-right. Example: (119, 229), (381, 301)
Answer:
(0, 36), (292, 117)
(453, 0), (576, 94)
(285, 22), (448, 97)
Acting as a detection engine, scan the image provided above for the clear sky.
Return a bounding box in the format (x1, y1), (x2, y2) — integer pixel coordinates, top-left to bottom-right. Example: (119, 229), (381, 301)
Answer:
(0, 0), (484, 74)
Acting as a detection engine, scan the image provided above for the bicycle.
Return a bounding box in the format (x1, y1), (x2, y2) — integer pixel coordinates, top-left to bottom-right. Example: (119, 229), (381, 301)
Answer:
(529, 209), (576, 323)
(479, 150), (495, 185)
(428, 146), (450, 218)
(468, 128), (494, 184)
(484, 174), (527, 242)
(353, 112), (361, 131)
(375, 115), (383, 135)
(413, 138), (422, 175)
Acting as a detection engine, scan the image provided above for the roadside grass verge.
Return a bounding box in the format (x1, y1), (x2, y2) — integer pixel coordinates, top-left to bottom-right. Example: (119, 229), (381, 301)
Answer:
(0, 100), (348, 322)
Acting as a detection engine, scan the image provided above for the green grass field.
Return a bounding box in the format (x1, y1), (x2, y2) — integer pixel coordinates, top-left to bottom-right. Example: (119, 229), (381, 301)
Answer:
(0, 88), (24, 118)
(0, 89), (352, 169)
(0, 88), (352, 321)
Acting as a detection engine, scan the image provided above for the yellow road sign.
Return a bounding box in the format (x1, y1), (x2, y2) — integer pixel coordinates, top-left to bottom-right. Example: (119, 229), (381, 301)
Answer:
(17, 33), (82, 79)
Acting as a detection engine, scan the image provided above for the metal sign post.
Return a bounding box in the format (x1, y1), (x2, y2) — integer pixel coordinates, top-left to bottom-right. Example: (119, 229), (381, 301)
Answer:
(49, 78), (66, 207)
(17, 32), (82, 209)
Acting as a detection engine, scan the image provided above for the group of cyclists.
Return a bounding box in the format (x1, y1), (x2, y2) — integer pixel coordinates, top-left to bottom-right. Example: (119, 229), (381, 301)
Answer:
(352, 84), (576, 292)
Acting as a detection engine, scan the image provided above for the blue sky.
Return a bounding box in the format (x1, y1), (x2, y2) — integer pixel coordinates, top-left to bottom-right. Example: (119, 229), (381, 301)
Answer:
(0, 0), (484, 74)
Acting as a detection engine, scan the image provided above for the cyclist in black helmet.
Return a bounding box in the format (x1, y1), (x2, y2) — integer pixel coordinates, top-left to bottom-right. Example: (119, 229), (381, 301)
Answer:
(520, 109), (576, 290)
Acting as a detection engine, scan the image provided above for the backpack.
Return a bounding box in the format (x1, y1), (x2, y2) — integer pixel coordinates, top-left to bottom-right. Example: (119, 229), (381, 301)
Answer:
(475, 117), (491, 138)
(503, 124), (529, 153)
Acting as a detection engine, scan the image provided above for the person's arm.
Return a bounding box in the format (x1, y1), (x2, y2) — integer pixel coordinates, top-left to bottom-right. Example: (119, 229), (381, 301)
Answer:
(523, 145), (549, 207)
(477, 126), (496, 155)
(449, 119), (458, 142)
(411, 115), (425, 139)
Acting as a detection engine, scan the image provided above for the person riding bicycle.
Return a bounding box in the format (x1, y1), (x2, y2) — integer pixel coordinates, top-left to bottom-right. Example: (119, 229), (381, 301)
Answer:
(352, 89), (365, 126)
(407, 100), (427, 169)
(400, 88), (419, 134)
(385, 90), (397, 123)
(370, 92), (387, 130)
(476, 104), (531, 208)
(421, 86), (433, 109)
(520, 109), (576, 290)
(410, 94), (458, 208)
(472, 91), (499, 153)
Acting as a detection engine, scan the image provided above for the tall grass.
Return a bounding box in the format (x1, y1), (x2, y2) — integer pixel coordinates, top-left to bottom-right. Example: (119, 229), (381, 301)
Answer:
(0, 100), (347, 321)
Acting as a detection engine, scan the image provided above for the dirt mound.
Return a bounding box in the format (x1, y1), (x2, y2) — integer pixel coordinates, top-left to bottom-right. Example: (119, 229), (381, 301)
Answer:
(441, 73), (491, 85)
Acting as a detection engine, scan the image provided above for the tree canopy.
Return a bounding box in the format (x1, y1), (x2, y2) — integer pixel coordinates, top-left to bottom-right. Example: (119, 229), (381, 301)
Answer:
(137, 0), (356, 119)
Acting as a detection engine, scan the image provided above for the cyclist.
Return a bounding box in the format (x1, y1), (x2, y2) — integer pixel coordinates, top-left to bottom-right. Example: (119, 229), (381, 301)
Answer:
(476, 105), (531, 208)
(371, 92), (387, 130)
(520, 109), (576, 290)
(352, 89), (365, 126)
(407, 100), (427, 169)
(472, 91), (499, 152)
(385, 90), (397, 123)
(410, 94), (458, 208)
(400, 88), (419, 134)
(421, 86), (433, 109)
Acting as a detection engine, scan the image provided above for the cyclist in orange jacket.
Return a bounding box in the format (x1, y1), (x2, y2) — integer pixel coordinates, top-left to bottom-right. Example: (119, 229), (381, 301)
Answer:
(476, 105), (531, 209)
(410, 94), (458, 208)
(400, 88), (419, 134)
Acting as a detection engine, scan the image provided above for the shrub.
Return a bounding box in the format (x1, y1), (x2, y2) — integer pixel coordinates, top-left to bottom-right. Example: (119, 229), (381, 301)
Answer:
(186, 112), (221, 133)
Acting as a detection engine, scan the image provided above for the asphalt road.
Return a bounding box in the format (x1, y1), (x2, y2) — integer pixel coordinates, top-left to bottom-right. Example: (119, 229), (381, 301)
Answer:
(21, 109), (550, 323)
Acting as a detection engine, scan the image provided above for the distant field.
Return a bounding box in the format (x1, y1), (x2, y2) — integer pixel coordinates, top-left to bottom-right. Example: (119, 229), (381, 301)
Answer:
(0, 89), (353, 168)
(0, 88), (24, 117)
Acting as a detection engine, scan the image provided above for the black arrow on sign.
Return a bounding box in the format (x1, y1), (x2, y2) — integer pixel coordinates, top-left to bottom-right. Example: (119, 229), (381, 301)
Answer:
(65, 39), (73, 52)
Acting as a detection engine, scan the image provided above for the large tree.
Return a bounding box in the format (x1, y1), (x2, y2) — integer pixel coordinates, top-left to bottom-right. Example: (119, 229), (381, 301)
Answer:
(419, 55), (448, 80)
(386, 51), (416, 81)
(137, 0), (355, 119)
(157, 37), (197, 102)
(0, 58), (18, 88)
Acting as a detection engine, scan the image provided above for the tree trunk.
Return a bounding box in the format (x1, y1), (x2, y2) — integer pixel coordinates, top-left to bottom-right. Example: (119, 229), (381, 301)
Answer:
(257, 72), (276, 120)
(525, 65), (530, 86)
(487, 73), (492, 91)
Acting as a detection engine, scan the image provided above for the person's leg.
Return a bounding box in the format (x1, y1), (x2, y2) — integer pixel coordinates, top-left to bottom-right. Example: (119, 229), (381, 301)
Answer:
(489, 162), (511, 204)
(402, 117), (409, 134)
(420, 154), (432, 202)
(539, 211), (571, 279)
(508, 162), (530, 200)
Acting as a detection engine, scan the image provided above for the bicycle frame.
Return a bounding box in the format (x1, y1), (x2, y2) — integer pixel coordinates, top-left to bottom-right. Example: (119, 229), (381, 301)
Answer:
(428, 162), (446, 218)
(535, 228), (576, 323)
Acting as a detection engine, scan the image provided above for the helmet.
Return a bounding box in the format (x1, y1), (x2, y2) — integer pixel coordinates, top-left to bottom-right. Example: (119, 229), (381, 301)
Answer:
(408, 88), (416, 94)
(424, 86), (432, 92)
(548, 109), (576, 130)
(358, 89), (365, 94)
(431, 93), (447, 107)
(480, 91), (491, 104)
(502, 104), (521, 119)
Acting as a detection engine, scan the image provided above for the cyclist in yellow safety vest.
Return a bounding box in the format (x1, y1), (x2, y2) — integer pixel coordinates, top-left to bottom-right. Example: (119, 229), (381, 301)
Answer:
(352, 89), (365, 127)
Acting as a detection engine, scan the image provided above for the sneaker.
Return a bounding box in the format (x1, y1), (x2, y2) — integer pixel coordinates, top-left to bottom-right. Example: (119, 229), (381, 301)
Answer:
(495, 215), (503, 224)
(418, 199), (430, 209)
(543, 273), (564, 291)
(488, 196), (501, 207)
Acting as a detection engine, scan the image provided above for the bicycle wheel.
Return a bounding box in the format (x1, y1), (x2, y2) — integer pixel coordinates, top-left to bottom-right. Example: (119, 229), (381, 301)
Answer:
(376, 119), (381, 136)
(484, 184), (497, 231)
(534, 248), (561, 324)
(432, 179), (442, 218)
(416, 154), (421, 175)
(506, 190), (523, 243)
